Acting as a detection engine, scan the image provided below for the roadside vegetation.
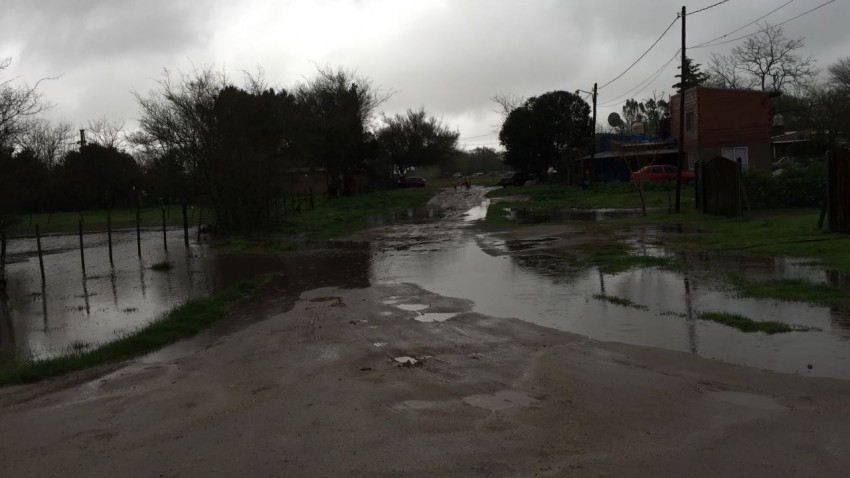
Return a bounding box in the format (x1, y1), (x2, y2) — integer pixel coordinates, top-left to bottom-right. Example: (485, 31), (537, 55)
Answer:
(697, 311), (816, 334)
(0, 276), (268, 386)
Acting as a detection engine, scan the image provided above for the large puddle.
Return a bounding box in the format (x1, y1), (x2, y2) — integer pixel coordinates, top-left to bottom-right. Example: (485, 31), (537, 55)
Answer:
(0, 227), (372, 366)
(3, 188), (850, 381)
(369, 192), (850, 380)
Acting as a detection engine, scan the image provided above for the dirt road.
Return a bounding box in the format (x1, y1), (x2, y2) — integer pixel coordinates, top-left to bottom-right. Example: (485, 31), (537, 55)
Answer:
(1, 187), (849, 477)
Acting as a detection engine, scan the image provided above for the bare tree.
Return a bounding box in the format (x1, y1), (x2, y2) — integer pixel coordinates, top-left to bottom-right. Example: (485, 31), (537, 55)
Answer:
(17, 118), (73, 168)
(706, 53), (748, 89)
(0, 57), (53, 149)
(827, 57), (850, 90)
(132, 65), (228, 182)
(706, 23), (817, 94)
(87, 116), (126, 149)
(491, 91), (525, 120)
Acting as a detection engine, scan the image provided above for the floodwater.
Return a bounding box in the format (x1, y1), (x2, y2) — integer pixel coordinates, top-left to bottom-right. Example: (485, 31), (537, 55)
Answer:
(369, 188), (850, 379)
(0, 227), (371, 366)
(3, 187), (850, 381)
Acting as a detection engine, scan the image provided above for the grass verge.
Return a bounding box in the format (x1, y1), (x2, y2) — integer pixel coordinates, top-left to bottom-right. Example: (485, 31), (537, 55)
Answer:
(0, 275), (269, 386)
(6, 205), (202, 236)
(592, 294), (649, 310)
(150, 261), (174, 272)
(217, 187), (439, 252)
(727, 275), (850, 308)
(697, 311), (816, 334)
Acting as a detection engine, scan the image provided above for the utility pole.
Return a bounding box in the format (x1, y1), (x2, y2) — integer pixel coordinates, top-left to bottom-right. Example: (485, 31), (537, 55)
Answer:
(674, 5), (686, 213)
(78, 129), (87, 148)
(590, 82), (597, 184)
(577, 83), (598, 185)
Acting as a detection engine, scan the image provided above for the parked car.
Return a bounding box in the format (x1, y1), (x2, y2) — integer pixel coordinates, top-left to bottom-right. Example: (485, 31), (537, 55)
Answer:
(399, 176), (426, 188)
(630, 165), (695, 184)
(771, 156), (809, 171)
(499, 171), (529, 187)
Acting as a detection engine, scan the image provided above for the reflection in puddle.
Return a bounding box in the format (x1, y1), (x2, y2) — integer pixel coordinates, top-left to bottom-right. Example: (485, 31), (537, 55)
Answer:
(1, 229), (372, 366)
(373, 205), (850, 379)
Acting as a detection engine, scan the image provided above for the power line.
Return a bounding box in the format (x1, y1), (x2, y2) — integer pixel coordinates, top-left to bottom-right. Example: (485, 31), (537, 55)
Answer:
(598, 15), (679, 91)
(688, 0), (733, 16)
(690, 0), (795, 48)
(691, 0), (834, 49)
(459, 132), (496, 140)
(599, 49), (680, 108)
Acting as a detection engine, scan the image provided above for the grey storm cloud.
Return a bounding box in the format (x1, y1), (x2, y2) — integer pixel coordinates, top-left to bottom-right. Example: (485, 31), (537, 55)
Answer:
(2, 0), (849, 146)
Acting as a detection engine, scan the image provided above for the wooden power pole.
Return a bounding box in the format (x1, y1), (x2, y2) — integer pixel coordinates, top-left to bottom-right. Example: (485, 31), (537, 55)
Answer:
(675, 5), (686, 213)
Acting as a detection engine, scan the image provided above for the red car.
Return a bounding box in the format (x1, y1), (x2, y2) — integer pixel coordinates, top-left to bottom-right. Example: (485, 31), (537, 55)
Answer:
(630, 165), (695, 184)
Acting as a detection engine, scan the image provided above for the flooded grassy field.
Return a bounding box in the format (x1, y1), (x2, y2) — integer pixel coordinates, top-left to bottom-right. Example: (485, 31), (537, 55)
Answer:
(3, 187), (849, 381)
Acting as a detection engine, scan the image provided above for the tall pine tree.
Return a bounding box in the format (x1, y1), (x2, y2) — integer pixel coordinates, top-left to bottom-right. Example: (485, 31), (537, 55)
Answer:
(673, 57), (710, 90)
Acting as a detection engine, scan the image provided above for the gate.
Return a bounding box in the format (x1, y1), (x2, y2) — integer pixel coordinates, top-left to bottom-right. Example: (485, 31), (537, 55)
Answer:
(827, 148), (850, 233)
(697, 156), (742, 217)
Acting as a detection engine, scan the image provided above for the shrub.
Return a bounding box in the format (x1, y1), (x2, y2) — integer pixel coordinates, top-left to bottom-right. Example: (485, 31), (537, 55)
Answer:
(742, 163), (826, 209)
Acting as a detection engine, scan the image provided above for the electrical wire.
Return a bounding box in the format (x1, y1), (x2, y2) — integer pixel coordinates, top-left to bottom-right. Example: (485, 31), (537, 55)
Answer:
(690, 0), (794, 48)
(691, 0), (834, 49)
(598, 15), (679, 91)
(599, 49), (681, 108)
(459, 132), (496, 140)
(688, 0), (733, 16)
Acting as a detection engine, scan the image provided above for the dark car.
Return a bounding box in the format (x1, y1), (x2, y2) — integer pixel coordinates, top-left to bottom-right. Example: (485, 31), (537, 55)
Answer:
(399, 176), (426, 188)
(499, 171), (529, 187)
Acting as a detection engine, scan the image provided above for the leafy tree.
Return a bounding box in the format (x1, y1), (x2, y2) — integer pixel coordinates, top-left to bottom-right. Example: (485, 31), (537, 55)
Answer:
(377, 108), (458, 178)
(620, 93), (670, 135)
(466, 146), (504, 174)
(498, 90), (591, 179)
(212, 86), (298, 230)
(707, 23), (817, 94)
(0, 147), (50, 221)
(296, 66), (389, 196)
(53, 144), (141, 211)
(673, 57), (709, 90)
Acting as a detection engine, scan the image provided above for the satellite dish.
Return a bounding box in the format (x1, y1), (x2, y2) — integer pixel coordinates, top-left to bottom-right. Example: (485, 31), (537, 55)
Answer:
(607, 112), (624, 127)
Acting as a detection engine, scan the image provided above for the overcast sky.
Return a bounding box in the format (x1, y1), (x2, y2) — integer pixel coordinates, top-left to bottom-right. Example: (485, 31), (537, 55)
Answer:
(2, 0), (848, 150)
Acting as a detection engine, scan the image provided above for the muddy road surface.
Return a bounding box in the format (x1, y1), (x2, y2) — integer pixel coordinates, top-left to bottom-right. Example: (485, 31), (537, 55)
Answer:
(1, 187), (850, 477)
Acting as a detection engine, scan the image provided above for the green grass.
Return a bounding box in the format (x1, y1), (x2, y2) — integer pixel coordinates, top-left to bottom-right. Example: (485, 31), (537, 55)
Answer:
(0, 276), (269, 386)
(5, 205), (204, 236)
(592, 294), (649, 310)
(217, 187), (440, 252)
(696, 312), (813, 334)
(150, 261), (174, 271)
(575, 244), (671, 274)
(727, 275), (850, 307)
(486, 182), (692, 215)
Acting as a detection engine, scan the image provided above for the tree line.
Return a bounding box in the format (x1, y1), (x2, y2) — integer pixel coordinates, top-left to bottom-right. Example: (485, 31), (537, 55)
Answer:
(0, 63), (460, 232)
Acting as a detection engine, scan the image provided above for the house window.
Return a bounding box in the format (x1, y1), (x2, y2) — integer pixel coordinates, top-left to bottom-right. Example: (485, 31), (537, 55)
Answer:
(721, 147), (749, 169)
(685, 111), (694, 131)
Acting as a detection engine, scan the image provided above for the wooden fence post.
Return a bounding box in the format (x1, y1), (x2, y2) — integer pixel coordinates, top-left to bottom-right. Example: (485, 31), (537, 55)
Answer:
(107, 210), (113, 266)
(162, 207), (168, 252)
(36, 225), (46, 286)
(78, 220), (86, 275)
(182, 202), (189, 247)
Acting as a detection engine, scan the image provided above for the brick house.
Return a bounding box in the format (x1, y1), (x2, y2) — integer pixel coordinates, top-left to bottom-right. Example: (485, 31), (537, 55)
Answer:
(671, 87), (772, 170)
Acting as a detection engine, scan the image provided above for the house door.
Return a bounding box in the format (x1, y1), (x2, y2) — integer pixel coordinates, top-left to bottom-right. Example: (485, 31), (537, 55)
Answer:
(721, 147), (748, 169)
